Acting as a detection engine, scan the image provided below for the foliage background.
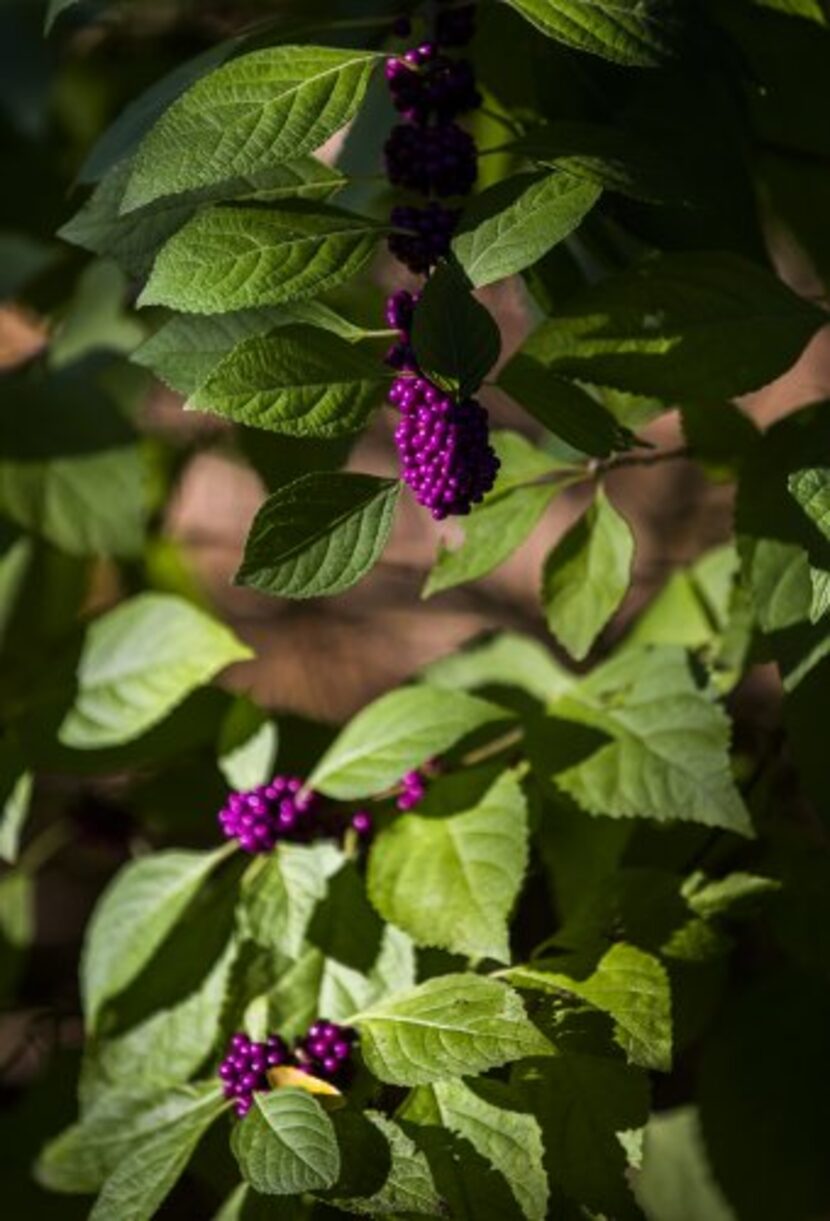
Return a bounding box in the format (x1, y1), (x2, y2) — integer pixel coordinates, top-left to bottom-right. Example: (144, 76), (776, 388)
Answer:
(2, 0), (830, 1218)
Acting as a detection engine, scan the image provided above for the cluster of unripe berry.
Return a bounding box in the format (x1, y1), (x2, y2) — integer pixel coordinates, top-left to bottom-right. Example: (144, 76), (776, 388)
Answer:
(385, 3), (480, 273)
(218, 1024), (356, 1117)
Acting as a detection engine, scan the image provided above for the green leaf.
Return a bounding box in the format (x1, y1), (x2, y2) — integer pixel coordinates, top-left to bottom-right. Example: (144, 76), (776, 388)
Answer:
(308, 686), (510, 800)
(514, 1051), (649, 1219)
(542, 487), (635, 660)
(218, 698), (278, 792)
(235, 473), (399, 599)
(681, 871), (781, 920)
(503, 0), (682, 64)
(45, 0), (83, 32)
(0, 364), (144, 559)
(89, 1087), (226, 1221)
(231, 1089), (340, 1195)
(522, 252), (826, 400)
(132, 302), (362, 398)
(0, 738), (32, 864)
(410, 260), (501, 398)
(59, 593), (252, 750)
(421, 630), (573, 704)
(350, 974), (551, 1085)
(81, 846), (230, 1030)
(81, 937), (236, 1103)
(635, 1107), (737, 1221)
(506, 942), (672, 1071)
(367, 769), (529, 962)
(190, 325), (386, 437)
(789, 467), (830, 539)
(546, 645), (753, 835)
(123, 46), (378, 211)
(516, 120), (706, 207)
(270, 925), (416, 1042)
(424, 483), (557, 598)
(140, 203), (383, 314)
(37, 1082), (224, 1195)
(241, 841), (344, 960)
(499, 353), (630, 457)
(331, 1110), (444, 1216)
(402, 1079), (549, 1221)
(423, 427), (566, 596)
(61, 156), (345, 277)
(453, 171), (600, 288)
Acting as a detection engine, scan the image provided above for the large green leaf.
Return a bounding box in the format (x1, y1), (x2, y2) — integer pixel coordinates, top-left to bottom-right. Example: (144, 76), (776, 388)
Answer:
(132, 301), (363, 398)
(542, 487), (635, 660)
(61, 156), (345, 277)
(81, 937), (236, 1103)
(241, 841), (344, 960)
(140, 203), (383, 314)
(89, 1087), (226, 1221)
(544, 645), (753, 835)
(308, 686), (510, 800)
(423, 430), (563, 596)
(499, 353), (630, 457)
(367, 769), (529, 962)
(81, 846), (230, 1031)
(331, 1110), (444, 1216)
(269, 926), (416, 1042)
(190, 326), (386, 437)
(522, 252), (826, 399)
(410, 260), (501, 398)
(123, 46), (378, 210)
(506, 942), (672, 1071)
(453, 171), (600, 288)
(514, 1051), (649, 1219)
(422, 631), (572, 704)
(350, 974), (551, 1085)
(231, 1089), (340, 1195)
(0, 364), (143, 558)
(635, 1107), (737, 1221)
(59, 593), (251, 750)
(235, 473), (400, 599)
(37, 1082), (224, 1195)
(503, 0), (682, 65)
(402, 1079), (549, 1221)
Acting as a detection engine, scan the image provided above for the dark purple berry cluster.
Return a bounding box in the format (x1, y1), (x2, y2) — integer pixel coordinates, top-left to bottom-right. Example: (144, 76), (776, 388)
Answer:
(385, 288), (420, 371)
(398, 767), (429, 810)
(218, 775), (318, 853)
(386, 122), (477, 197)
(384, 4), (480, 273)
(390, 375), (499, 519)
(218, 1022), (357, 1117)
(218, 1032), (290, 1117)
(295, 1021), (357, 1082)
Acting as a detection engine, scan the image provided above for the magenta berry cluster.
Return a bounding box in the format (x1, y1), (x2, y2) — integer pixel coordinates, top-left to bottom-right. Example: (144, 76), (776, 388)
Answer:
(218, 775), (318, 853)
(295, 1021), (357, 1081)
(384, 1), (480, 273)
(383, 6), (498, 519)
(219, 1022), (357, 1117)
(218, 1032), (290, 1117)
(389, 375), (499, 519)
(398, 767), (429, 810)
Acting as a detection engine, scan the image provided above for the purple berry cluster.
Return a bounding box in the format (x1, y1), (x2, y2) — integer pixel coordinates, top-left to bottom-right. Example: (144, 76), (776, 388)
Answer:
(218, 1022), (357, 1117)
(218, 1032), (290, 1117)
(389, 375), (499, 519)
(218, 775), (318, 853)
(384, 2), (480, 273)
(398, 767), (429, 810)
(295, 1021), (357, 1081)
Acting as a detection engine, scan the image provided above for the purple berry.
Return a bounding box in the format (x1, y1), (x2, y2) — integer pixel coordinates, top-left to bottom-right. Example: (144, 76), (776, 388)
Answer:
(351, 810), (373, 837)
(294, 1022), (357, 1084)
(388, 376), (499, 518)
(388, 203), (460, 274)
(218, 1032), (289, 1118)
(385, 121), (478, 197)
(218, 776), (320, 854)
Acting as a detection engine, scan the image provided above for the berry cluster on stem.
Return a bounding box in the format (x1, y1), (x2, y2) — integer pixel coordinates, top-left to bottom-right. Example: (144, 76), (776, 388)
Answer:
(218, 1023), (356, 1117)
(383, 5), (499, 519)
